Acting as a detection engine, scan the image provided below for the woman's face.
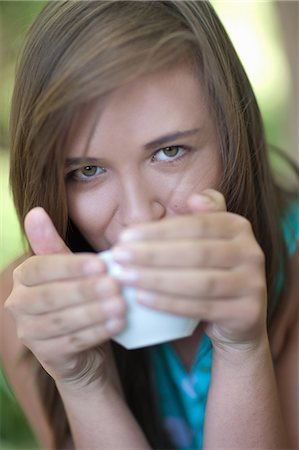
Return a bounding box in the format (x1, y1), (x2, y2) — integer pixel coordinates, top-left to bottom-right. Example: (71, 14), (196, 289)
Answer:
(65, 66), (222, 251)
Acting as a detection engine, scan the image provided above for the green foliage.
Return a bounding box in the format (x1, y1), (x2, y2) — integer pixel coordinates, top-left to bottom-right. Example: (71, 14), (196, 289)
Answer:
(0, 151), (25, 270)
(0, 365), (40, 450)
(0, 1), (46, 148)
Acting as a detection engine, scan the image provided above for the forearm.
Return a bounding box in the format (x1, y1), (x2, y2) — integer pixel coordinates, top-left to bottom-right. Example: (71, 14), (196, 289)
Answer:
(203, 336), (290, 449)
(56, 378), (151, 450)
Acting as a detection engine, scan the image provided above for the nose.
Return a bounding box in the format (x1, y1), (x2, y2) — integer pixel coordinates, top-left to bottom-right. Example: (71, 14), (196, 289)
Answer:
(118, 174), (165, 227)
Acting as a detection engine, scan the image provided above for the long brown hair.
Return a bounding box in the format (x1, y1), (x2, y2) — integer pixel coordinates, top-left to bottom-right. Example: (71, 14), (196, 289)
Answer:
(9, 1), (298, 448)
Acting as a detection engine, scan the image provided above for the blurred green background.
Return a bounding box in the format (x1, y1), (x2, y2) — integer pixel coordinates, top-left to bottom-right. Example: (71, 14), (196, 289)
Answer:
(0, 1), (298, 449)
(1, 1), (47, 271)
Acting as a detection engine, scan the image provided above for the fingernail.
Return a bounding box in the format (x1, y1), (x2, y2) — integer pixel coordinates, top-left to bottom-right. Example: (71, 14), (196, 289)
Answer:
(111, 247), (133, 263)
(112, 267), (139, 282)
(196, 194), (213, 205)
(120, 229), (142, 242)
(137, 290), (156, 305)
(101, 300), (124, 316)
(105, 318), (125, 332)
(83, 259), (104, 275)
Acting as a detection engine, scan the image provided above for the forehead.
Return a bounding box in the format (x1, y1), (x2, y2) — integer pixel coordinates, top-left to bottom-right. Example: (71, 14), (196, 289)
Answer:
(67, 66), (212, 156)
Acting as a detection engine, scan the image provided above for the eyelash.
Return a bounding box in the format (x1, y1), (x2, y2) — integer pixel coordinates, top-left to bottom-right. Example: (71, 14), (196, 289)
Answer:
(66, 165), (106, 183)
(152, 145), (189, 163)
(66, 145), (190, 183)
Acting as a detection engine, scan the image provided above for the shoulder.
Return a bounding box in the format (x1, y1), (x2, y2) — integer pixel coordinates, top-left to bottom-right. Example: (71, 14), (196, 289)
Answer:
(0, 254), (54, 448)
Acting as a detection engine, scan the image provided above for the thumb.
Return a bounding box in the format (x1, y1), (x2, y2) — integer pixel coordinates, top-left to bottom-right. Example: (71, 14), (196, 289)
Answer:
(187, 189), (227, 213)
(24, 207), (71, 255)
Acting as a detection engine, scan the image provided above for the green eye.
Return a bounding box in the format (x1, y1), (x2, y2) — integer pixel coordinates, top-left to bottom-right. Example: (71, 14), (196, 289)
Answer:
(162, 147), (180, 157)
(67, 165), (105, 182)
(81, 166), (98, 177)
(153, 145), (187, 162)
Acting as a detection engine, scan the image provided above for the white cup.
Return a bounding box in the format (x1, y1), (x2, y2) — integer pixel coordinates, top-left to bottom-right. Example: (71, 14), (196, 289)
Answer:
(99, 250), (199, 349)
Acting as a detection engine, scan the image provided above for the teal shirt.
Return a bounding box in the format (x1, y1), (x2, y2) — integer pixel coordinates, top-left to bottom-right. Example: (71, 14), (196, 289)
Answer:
(150, 334), (212, 449)
(150, 203), (299, 450)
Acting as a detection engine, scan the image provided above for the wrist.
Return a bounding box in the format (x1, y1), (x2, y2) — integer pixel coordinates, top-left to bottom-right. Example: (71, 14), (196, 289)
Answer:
(55, 355), (123, 399)
(55, 369), (109, 396)
(212, 332), (271, 366)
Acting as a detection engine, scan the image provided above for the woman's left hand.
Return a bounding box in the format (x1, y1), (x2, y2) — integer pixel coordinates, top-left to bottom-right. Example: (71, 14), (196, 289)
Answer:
(112, 189), (268, 352)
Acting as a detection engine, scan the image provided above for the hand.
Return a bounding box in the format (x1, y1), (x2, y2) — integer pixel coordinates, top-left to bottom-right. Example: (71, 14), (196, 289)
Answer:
(5, 208), (126, 387)
(111, 190), (268, 353)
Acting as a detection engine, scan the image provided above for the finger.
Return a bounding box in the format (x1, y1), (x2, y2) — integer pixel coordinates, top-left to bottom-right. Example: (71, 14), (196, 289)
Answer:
(111, 238), (249, 269)
(119, 212), (245, 243)
(24, 207), (71, 255)
(19, 296), (126, 340)
(113, 267), (252, 298)
(13, 253), (106, 286)
(135, 290), (259, 326)
(187, 189), (227, 213)
(29, 318), (126, 359)
(8, 274), (120, 314)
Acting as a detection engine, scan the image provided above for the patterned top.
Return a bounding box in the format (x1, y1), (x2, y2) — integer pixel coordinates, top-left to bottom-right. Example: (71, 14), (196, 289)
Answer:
(150, 334), (212, 449)
(150, 202), (299, 450)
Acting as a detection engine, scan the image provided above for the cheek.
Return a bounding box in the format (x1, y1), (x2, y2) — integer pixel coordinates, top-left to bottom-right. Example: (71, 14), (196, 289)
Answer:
(166, 151), (222, 214)
(66, 187), (117, 250)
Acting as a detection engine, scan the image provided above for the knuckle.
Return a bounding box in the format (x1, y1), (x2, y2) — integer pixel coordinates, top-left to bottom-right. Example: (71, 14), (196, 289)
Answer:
(147, 271), (161, 288)
(239, 240), (265, 268)
(217, 191), (226, 205)
(50, 312), (69, 334)
(12, 265), (23, 284)
(16, 324), (25, 341)
(208, 189), (226, 210)
(84, 303), (99, 323)
(77, 279), (91, 300)
(65, 258), (77, 276)
(68, 333), (85, 352)
(117, 297), (127, 314)
(142, 249), (155, 265)
(252, 277), (267, 297)
(193, 216), (205, 237)
(243, 300), (264, 328)
(38, 285), (56, 309)
(199, 300), (212, 317)
(94, 326), (109, 344)
(16, 319), (32, 345)
(4, 286), (24, 315)
(201, 274), (217, 295)
(233, 215), (252, 234)
(194, 244), (209, 266)
(250, 247), (265, 267)
(95, 276), (119, 297)
(235, 235), (265, 268)
(30, 261), (43, 283)
(4, 295), (15, 314)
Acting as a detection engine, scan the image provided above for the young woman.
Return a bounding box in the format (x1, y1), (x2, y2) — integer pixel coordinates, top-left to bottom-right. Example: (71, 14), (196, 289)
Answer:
(1, 1), (298, 449)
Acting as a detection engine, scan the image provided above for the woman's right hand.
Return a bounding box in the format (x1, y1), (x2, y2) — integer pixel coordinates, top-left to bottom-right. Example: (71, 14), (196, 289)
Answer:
(4, 207), (126, 387)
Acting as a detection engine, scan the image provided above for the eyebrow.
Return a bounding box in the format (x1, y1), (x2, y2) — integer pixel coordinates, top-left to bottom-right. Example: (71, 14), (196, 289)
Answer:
(144, 128), (201, 149)
(65, 128), (201, 167)
(65, 157), (101, 168)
